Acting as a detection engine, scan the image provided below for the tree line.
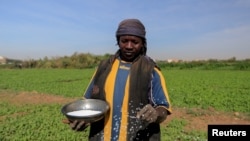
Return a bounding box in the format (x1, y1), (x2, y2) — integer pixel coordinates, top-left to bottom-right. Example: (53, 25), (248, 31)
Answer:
(1, 53), (250, 70)
(157, 57), (250, 70)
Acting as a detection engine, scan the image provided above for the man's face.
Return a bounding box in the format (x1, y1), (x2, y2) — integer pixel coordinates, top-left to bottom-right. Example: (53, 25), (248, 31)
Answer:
(118, 35), (143, 62)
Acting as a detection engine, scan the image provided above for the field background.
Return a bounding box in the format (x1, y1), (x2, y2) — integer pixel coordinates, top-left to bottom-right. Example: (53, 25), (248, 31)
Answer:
(0, 69), (249, 141)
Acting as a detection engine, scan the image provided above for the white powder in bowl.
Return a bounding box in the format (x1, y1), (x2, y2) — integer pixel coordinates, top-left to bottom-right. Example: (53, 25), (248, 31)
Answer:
(67, 110), (102, 117)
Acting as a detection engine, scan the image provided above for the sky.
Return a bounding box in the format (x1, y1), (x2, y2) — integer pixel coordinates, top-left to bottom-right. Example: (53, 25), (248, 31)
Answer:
(0, 0), (250, 61)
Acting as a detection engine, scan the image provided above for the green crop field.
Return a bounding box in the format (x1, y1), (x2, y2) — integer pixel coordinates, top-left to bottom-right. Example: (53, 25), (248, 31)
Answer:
(0, 69), (249, 141)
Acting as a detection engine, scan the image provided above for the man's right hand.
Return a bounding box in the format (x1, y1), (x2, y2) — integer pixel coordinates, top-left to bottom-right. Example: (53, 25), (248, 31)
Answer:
(69, 120), (88, 131)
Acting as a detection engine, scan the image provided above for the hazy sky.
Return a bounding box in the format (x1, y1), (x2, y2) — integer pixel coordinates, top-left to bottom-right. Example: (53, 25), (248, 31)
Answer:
(1, 0), (250, 61)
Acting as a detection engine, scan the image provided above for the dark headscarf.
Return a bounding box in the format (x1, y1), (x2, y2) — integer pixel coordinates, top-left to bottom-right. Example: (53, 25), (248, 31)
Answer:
(116, 19), (146, 39)
(116, 18), (147, 55)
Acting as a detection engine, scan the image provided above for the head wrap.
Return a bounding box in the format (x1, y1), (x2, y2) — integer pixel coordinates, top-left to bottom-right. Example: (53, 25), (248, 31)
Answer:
(116, 19), (146, 39)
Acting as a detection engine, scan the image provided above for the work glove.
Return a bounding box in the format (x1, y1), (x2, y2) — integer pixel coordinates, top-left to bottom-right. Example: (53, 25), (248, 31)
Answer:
(136, 104), (158, 124)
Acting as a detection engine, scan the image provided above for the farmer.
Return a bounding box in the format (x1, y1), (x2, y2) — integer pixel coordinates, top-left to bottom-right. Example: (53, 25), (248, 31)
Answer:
(68, 18), (172, 141)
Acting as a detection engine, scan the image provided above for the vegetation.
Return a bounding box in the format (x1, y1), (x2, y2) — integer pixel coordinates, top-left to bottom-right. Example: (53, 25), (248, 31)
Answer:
(0, 52), (111, 69)
(0, 69), (93, 97)
(0, 102), (88, 141)
(1, 53), (250, 70)
(157, 57), (250, 70)
(0, 69), (249, 140)
(0, 52), (249, 140)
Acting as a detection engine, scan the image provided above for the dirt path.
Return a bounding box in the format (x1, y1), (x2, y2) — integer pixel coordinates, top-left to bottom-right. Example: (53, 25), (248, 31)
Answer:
(0, 91), (78, 105)
(164, 107), (249, 131)
(1, 91), (249, 132)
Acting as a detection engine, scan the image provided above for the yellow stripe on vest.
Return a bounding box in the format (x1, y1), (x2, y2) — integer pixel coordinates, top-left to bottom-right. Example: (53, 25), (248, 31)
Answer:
(155, 68), (172, 114)
(104, 59), (120, 141)
(118, 75), (130, 141)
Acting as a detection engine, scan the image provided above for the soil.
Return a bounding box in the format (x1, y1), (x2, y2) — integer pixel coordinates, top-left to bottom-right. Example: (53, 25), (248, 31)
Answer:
(1, 91), (249, 132)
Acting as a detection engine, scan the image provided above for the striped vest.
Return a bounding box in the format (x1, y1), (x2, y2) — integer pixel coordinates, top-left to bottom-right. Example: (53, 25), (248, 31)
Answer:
(89, 53), (161, 141)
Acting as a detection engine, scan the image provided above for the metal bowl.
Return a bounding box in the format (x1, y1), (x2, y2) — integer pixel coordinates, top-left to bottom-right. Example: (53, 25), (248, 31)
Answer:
(61, 99), (109, 123)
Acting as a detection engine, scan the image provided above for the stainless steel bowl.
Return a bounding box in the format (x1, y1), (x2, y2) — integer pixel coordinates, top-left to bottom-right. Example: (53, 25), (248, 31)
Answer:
(61, 99), (109, 123)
